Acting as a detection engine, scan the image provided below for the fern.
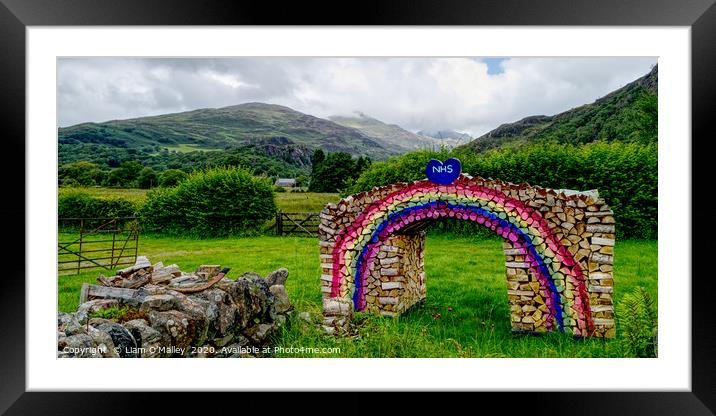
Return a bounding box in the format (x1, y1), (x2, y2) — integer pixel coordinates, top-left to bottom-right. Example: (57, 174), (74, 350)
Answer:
(616, 287), (658, 357)
(639, 288), (658, 329)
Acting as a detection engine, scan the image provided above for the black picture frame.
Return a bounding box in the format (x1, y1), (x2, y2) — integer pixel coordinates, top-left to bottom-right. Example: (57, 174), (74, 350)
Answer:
(1, 0), (712, 413)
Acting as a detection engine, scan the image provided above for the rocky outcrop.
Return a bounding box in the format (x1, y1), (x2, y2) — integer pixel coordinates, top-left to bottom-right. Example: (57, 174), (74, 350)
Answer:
(58, 258), (294, 358)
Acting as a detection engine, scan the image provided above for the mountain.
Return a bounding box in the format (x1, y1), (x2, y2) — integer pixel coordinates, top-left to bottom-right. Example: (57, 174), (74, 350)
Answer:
(417, 129), (472, 142)
(329, 112), (447, 152)
(458, 65), (658, 153)
(59, 102), (394, 160)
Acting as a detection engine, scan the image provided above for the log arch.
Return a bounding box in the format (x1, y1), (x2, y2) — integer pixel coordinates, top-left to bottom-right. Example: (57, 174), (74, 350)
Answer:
(318, 174), (616, 338)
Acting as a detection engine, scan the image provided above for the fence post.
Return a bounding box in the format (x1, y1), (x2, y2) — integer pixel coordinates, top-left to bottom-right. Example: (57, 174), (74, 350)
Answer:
(276, 209), (282, 236)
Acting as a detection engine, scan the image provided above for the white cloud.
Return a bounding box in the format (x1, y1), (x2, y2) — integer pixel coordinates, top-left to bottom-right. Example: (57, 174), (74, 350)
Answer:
(57, 57), (657, 137)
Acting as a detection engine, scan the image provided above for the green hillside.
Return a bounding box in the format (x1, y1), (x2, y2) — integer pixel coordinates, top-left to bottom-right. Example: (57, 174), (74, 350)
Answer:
(458, 65), (658, 153)
(59, 102), (394, 160)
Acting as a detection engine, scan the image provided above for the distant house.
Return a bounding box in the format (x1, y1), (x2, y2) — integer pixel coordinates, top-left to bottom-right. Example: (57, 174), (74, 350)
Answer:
(274, 178), (297, 188)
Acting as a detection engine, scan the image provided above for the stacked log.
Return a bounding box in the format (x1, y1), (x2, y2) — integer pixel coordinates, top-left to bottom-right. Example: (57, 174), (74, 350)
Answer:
(94, 256), (230, 294)
(321, 297), (353, 333)
(319, 174), (615, 338)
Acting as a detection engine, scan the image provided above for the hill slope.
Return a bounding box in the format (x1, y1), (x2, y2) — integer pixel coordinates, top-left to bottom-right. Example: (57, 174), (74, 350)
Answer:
(417, 129), (472, 143)
(329, 112), (447, 152)
(59, 102), (393, 160)
(458, 65), (658, 153)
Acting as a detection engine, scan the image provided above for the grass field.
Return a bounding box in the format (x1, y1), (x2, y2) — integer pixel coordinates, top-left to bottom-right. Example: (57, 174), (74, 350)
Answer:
(164, 144), (220, 153)
(273, 192), (340, 212)
(58, 187), (339, 212)
(57, 234), (657, 358)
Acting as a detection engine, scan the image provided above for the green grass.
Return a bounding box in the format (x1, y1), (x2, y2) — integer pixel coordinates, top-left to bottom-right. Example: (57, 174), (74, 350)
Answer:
(57, 234), (657, 357)
(274, 192), (339, 212)
(164, 144), (220, 153)
(58, 187), (338, 212)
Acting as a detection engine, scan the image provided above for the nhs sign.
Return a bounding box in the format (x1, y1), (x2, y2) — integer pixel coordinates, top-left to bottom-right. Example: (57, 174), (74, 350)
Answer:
(425, 158), (461, 185)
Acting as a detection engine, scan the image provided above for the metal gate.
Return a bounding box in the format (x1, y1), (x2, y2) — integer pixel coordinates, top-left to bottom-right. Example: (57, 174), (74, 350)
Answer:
(58, 217), (139, 275)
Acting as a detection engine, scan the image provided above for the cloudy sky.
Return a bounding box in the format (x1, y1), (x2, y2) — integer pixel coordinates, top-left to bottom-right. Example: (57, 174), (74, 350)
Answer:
(58, 57), (656, 137)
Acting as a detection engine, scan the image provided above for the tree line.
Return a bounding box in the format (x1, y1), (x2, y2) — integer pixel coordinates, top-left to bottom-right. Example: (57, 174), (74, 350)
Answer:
(307, 149), (371, 193)
(58, 148), (373, 193)
(59, 160), (188, 189)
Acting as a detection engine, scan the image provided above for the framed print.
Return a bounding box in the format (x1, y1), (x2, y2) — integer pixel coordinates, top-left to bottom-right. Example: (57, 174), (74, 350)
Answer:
(2, 0), (714, 413)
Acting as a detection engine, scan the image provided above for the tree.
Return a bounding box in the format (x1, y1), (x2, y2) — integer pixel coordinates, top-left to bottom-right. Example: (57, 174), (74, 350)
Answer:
(58, 160), (105, 187)
(355, 156), (372, 173)
(159, 169), (189, 187)
(620, 93), (657, 143)
(104, 160), (143, 187)
(311, 149), (325, 171)
(308, 149), (326, 192)
(137, 167), (158, 189)
(294, 175), (309, 188)
(309, 151), (357, 193)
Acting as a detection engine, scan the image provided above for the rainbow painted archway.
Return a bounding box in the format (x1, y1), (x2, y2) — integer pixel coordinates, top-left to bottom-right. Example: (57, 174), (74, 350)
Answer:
(318, 175), (616, 338)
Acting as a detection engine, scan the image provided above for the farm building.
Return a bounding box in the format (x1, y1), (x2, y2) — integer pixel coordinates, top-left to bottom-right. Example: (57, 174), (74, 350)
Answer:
(274, 178), (297, 188)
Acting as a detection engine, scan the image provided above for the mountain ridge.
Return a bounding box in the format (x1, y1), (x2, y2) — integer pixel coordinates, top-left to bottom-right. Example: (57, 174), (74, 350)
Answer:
(417, 129), (472, 142)
(328, 112), (451, 152)
(458, 65), (658, 153)
(59, 102), (393, 160)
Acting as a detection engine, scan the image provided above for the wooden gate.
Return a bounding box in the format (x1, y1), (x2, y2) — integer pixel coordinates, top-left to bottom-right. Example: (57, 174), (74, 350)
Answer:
(58, 217), (140, 275)
(275, 210), (320, 237)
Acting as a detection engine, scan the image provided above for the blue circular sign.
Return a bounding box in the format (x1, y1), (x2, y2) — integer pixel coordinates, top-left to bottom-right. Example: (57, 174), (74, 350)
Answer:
(426, 158), (461, 185)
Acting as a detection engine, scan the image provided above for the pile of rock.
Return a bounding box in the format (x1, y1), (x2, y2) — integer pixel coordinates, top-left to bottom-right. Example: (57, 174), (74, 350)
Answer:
(58, 257), (293, 358)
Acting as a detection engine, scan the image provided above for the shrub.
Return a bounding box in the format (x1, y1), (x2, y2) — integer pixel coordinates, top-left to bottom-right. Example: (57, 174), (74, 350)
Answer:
(58, 191), (139, 219)
(141, 166), (277, 236)
(616, 287), (658, 357)
(159, 169), (189, 187)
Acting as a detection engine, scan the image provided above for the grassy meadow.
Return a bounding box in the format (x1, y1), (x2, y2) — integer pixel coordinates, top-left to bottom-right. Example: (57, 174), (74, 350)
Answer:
(57, 233), (657, 358)
(164, 144), (221, 153)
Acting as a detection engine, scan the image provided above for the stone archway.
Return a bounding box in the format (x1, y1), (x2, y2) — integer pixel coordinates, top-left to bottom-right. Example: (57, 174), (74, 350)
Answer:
(318, 173), (616, 338)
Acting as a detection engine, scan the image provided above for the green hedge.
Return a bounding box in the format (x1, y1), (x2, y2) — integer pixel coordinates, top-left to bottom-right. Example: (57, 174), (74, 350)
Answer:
(349, 142), (657, 239)
(58, 191), (139, 219)
(141, 166), (276, 236)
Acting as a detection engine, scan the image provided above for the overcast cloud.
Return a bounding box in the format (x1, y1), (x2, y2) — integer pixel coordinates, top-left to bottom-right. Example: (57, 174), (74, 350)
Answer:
(58, 57), (657, 137)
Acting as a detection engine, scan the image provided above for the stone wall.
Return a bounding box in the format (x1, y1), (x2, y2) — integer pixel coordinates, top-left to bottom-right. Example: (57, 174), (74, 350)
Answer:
(58, 259), (293, 358)
(318, 174), (615, 338)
